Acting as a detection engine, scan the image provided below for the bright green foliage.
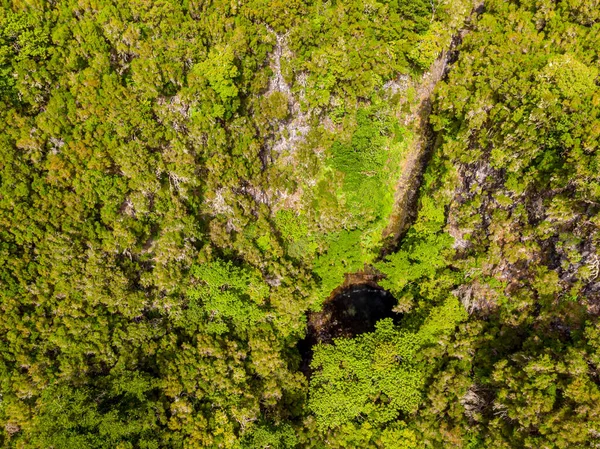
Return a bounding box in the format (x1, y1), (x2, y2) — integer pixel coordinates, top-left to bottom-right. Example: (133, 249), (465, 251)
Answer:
(309, 319), (425, 429)
(241, 423), (297, 449)
(309, 106), (409, 298)
(417, 296), (468, 343)
(377, 230), (453, 295)
(274, 210), (310, 243)
(194, 46), (240, 118)
(1, 0), (599, 447)
(274, 210), (317, 260)
(379, 423), (420, 449)
(309, 298), (467, 430)
(24, 380), (162, 449)
(313, 230), (368, 298)
(330, 108), (391, 221)
(0, 10), (49, 103)
(377, 194), (454, 296)
(408, 22), (450, 70)
(187, 260), (269, 334)
(538, 53), (598, 99)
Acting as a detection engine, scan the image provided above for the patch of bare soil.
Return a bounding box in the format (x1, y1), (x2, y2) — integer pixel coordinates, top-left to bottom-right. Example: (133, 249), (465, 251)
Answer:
(262, 27), (310, 166)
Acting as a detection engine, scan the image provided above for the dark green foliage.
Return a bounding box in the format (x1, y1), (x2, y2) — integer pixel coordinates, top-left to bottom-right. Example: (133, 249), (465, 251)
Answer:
(25, 381), (163, 449)
(1, 0), (599, 447)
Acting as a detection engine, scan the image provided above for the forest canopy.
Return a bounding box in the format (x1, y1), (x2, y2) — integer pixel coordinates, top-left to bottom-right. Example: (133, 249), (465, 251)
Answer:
(1, 0), (600, 448)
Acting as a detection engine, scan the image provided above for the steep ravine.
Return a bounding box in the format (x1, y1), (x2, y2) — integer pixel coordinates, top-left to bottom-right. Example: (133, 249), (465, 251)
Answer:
(381, 6), (482, 256)
(299, 5), (484, 373)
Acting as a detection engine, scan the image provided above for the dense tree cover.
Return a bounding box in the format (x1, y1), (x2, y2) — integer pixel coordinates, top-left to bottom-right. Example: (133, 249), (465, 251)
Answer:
(0, 0), (473, 447)
(374, 0), (600, 447)
(1, 0), (599, 447)
(309, 298), (466, 430)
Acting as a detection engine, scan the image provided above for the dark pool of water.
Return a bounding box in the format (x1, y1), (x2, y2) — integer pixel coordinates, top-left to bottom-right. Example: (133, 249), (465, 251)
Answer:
(297, 284), (398, 375)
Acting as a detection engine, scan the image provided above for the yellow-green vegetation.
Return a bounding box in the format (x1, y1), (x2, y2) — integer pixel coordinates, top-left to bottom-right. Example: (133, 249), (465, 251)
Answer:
(309, 298), (467, 429)
(1, 0), (600, 448)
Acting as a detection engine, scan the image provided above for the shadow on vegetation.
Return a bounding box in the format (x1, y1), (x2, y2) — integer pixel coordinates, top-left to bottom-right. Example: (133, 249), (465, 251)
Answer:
(298, 284), (399, 376)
